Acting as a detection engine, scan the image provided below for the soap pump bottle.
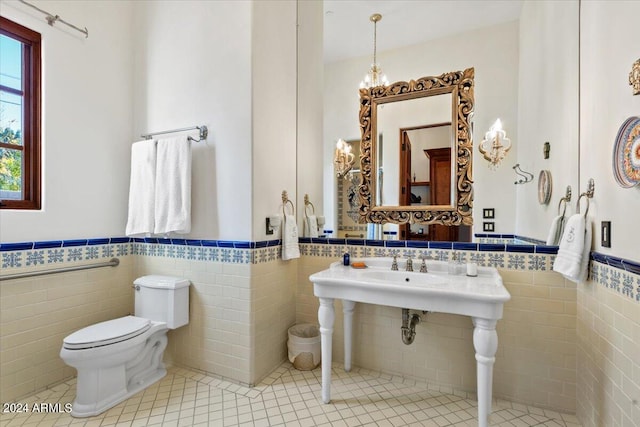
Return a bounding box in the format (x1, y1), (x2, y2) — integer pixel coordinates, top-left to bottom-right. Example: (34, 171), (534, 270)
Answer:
(343, 248), (350, 266)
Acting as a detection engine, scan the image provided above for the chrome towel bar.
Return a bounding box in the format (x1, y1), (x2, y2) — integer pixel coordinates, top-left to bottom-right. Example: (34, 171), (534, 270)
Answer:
(141, 125), (208, 142)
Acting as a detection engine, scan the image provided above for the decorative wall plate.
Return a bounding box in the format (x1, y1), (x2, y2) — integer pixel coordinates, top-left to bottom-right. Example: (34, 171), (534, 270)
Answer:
(612, 116), (640, 188)
(538, 170), (552, 205)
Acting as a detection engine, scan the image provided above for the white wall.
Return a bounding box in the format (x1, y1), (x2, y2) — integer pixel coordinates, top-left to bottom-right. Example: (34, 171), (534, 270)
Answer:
(324, 21), (519, 235)
(576, 3), (640, 422)
(515, 1), (579, 242)
(0, 0), (133, 242)
(296, 0), (324, 230)
(251, 0), (298, 241)
(131, 1), (253, 241)
(580, 0), (640, 262)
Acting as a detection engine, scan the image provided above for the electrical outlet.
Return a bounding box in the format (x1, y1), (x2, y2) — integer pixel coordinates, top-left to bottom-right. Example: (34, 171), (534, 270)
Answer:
(601, 221), (611, 248)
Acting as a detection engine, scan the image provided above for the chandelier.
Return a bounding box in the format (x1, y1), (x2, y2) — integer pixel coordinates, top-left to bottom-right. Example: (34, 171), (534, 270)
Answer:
(479, 119), (511, 169)
(359, 13), (389, 89)
(334, 138), (355, 179)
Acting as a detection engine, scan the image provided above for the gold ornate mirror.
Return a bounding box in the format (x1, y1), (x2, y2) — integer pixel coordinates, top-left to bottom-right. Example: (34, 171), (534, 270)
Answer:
(357, 67), (475, 226)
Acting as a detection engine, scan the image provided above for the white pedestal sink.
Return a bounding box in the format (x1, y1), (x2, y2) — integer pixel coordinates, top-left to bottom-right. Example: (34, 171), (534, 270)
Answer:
(309, 257), (511, 427)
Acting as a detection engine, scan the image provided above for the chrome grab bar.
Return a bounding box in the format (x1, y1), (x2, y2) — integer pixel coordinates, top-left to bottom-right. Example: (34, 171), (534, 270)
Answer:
(0, 258), (120, 281)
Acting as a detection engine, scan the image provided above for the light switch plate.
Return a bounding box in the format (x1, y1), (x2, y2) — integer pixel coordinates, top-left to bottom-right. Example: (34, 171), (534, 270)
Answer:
(601, 221), (611, 248)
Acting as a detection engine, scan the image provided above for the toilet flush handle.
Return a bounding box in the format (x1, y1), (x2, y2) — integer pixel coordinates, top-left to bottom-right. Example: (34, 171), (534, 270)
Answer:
(132, 285), (141, 291)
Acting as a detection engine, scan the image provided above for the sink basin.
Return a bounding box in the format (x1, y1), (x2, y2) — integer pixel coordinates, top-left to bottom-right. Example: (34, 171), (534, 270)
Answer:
(358, 269), (445, 286)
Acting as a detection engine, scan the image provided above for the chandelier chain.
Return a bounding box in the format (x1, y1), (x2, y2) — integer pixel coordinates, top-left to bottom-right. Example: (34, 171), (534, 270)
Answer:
(373, 18), (377, 66)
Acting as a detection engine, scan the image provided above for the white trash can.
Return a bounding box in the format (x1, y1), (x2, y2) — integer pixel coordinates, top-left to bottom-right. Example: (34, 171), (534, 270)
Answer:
(287, 324), (321, 370)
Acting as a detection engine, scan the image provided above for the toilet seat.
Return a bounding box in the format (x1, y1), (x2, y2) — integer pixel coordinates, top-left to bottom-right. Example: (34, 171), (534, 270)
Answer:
(63, 316), (151, 350)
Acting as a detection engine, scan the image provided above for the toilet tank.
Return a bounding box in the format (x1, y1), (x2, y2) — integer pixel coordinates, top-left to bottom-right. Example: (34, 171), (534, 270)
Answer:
(133, 275), (190, 329)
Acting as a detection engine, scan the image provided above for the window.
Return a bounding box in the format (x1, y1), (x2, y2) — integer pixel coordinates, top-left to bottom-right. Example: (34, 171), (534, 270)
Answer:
(0, 17), (41, 210)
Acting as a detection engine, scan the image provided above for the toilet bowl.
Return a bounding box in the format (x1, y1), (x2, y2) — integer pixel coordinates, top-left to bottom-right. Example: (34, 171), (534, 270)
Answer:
(60, 275), (190, 417)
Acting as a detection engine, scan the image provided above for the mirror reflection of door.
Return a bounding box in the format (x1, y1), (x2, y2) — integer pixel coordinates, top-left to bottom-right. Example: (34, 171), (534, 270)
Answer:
(399, 123), (471, 241)
(399, 130), (414, 207)
(424, 147), (457, 241)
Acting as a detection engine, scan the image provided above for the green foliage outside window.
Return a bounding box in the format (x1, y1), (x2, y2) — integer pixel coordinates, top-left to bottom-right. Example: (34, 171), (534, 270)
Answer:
(0, 126), (22, 191)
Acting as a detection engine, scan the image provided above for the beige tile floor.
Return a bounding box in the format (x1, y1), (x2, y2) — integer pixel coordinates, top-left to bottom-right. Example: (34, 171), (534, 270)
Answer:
(1, 362), (581, 427)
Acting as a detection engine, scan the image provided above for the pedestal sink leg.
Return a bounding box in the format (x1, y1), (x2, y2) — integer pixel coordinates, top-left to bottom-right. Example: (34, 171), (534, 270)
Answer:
(318, 297), (335, 404)
(472, 317), (498, 427)
(342, 300), (356, 372)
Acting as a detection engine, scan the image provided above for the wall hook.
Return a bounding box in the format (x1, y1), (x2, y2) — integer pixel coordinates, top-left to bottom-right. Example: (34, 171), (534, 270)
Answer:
(513, 164), (534, 184)
(557, 185), (572, 216)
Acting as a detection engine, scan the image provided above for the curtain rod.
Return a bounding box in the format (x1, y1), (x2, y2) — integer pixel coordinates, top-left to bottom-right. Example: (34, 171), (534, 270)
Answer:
(19, 0), (89, 38)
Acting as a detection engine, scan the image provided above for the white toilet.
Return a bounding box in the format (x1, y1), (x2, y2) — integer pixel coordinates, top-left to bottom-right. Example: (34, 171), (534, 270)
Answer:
(60, 275), (190, 417)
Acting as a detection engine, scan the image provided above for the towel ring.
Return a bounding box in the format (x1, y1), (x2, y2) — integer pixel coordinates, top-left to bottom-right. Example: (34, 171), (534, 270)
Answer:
(304, 194), (315, 219)
(576, 193), (590, 217)
(282, 190), (295, 216)
(557, 198), (569, 217)
(557, 185), (572, 217)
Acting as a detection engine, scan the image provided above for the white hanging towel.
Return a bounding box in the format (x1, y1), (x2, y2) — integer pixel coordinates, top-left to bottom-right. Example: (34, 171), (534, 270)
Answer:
(154, 137), (192, 235)
(125, 140), (157, 237)
(304, 215), (319, 238)
(282, 214), (300, 260)
(553, 214), (592, 283)
(545, 215), (565, 246)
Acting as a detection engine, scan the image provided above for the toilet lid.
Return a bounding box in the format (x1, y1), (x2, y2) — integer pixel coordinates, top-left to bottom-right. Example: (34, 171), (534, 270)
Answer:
(63, 316), (151, 350)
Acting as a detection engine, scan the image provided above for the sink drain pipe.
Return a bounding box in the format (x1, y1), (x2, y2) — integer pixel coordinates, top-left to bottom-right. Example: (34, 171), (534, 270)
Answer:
(401, 308), (422, 345)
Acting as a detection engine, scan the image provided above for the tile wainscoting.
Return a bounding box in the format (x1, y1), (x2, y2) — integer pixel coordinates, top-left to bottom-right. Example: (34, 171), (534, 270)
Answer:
(1, 236), (638, 420)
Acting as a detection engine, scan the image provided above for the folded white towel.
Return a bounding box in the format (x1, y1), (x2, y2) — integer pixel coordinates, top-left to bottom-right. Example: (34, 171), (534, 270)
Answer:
(154, 137), (192, 235)
(125, 140), (157, 237)
(553, 214), (592, 283)
(304, 215), (319, 238)
(282, 214), (300, 260)
(545, 215), (566, 246)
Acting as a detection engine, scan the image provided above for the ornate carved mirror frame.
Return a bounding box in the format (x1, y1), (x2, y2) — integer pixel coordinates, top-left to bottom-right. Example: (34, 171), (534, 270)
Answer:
(358, 67), (475, 225)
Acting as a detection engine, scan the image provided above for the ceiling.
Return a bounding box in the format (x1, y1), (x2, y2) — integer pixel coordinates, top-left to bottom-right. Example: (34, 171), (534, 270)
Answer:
(323, 0), (523, 63)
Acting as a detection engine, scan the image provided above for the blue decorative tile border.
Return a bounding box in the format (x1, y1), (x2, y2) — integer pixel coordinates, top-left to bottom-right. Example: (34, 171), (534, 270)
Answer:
(590, 252), (640, 302)
(299, 241), (553, 271)
(299, 237), (557, 253)
(132, 241), (259, 264)
(1, 238), (132, 269)
(474, 233), (546, 245)
(1, 237), (638, 303)
(0, 237), (285, 268)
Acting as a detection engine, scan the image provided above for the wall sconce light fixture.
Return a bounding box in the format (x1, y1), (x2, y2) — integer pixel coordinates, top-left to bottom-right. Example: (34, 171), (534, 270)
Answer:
(479, 119), (511, 169)
(630, 58), (640, 95)
(334, 138), (355, 179)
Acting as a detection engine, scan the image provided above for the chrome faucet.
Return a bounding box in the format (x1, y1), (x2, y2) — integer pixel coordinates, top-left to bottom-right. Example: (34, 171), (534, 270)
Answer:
(406, 256), (413, 272)
(419, 255), (428, 273)
(391, 255), (398, 271)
